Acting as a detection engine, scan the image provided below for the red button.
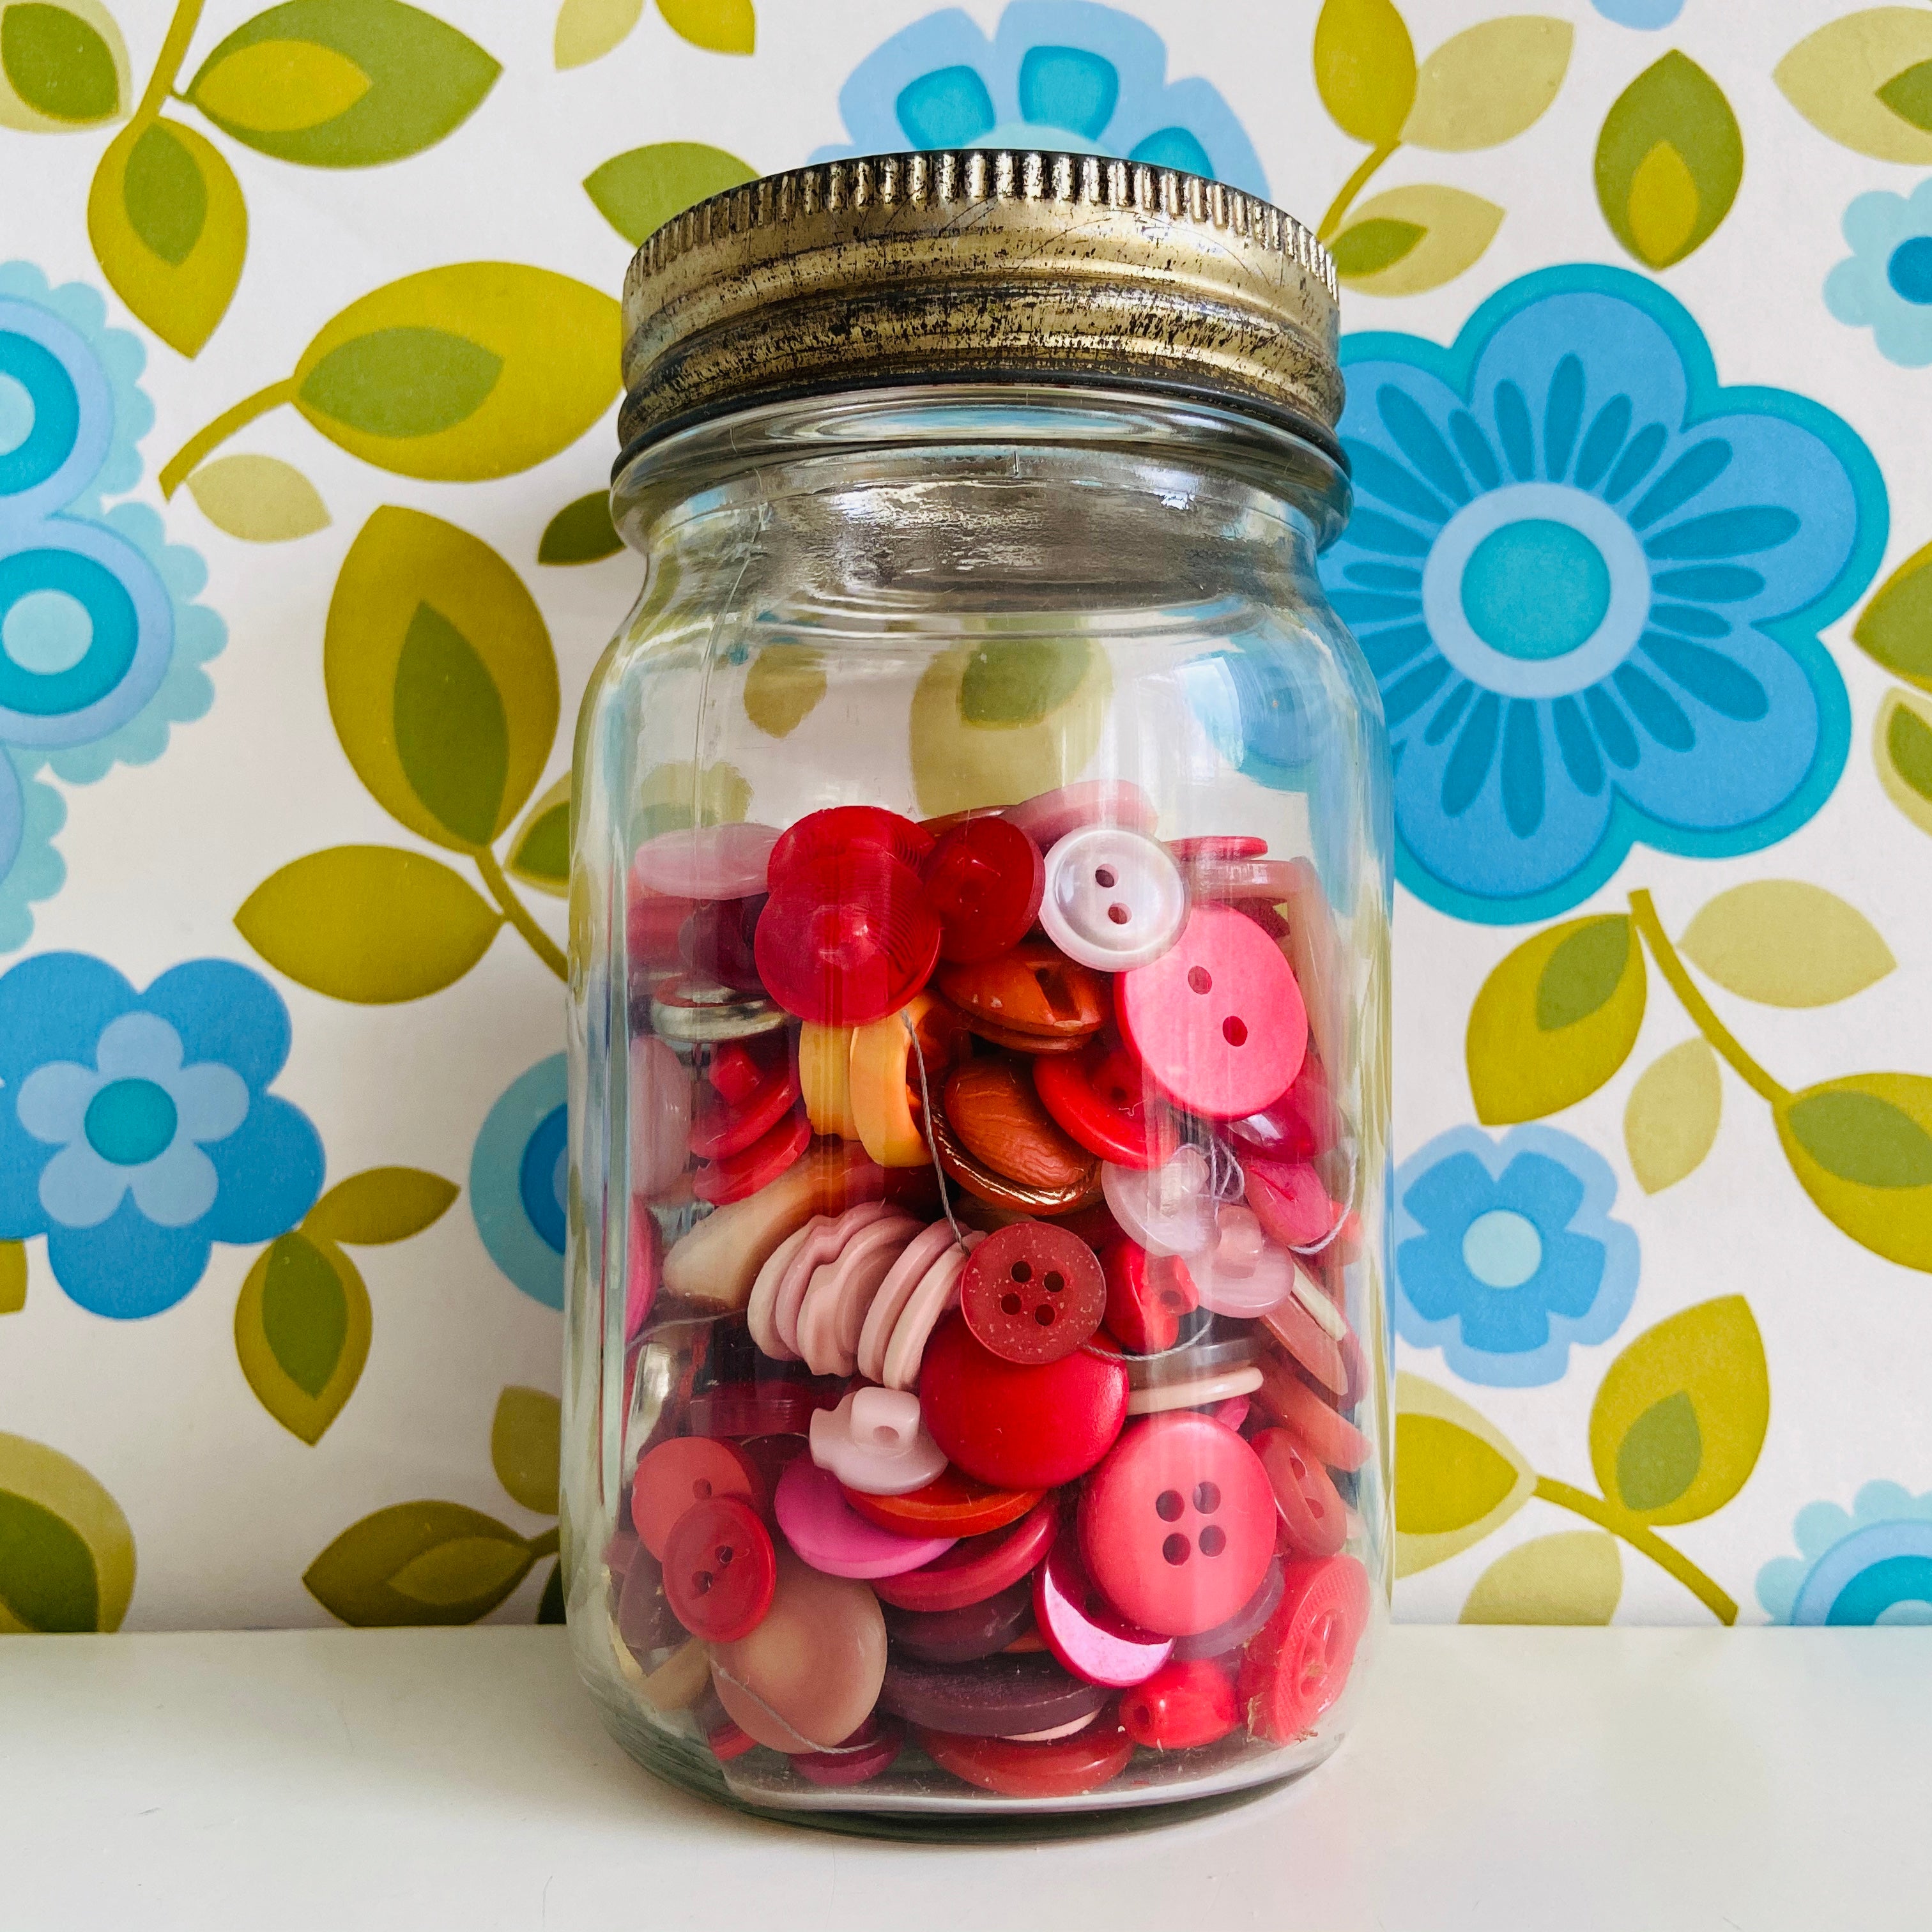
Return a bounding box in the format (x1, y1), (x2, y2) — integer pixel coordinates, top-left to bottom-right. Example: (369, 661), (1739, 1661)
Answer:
(1032, 1527), (1173, 1688)
(678, 895), (767, 992)
(1252, 1427), (1347, 1558)
(631, 1437), (765, 1558)
(1033, 1041), (1177, 1170)
(1078, 1413), (1276, 1637)
(627, 883), (697, 970)
(842, 1468), (1043, 1540)
(1100, 1236), (1198, 1354)
(688, 1039), (800, 1161)
(788, 1714), (905, 1787)
(1165, 835), (1266, 862)
(1243, 1156), (1345, 1248)
(768, 806), (934, 887)
(921, 817), (1045, 965)
(1228, 1054), (1339, 1163)
(1255, 1356), (1371, 1471)
(870, 1493), (1060, 1613)
(1116, 905), (1307, 1120)
(917, 1720), (1133, 1798)
(691, 1106), (810, 1204)
(662, 1494), (776, 1642)
(919, 1312), (1127, 1491)
(755, 848), (942, 1026)
(1237, 1554), (1371, 1741)
(686, 1379), (844, 1439)
(1119, 1656), (1238, 1749)
(961, 1221), (1105, 1365)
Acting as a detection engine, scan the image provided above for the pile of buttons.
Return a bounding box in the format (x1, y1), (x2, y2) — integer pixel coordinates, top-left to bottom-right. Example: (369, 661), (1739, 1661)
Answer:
(610, 784), (1374, 1803)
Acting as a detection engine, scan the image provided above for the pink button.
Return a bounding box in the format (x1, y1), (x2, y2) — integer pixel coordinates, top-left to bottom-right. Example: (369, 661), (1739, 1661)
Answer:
(1032, 1529), (1173, 1689)
(774, 1458), (956, 1579)
(1186, 1204), (1295, 1318)
(772, 1203), (895, 1360)
(794, 1213), (921, 1377)
(1004, 780), (1157, 852)
(629, 1035), (692, 1197)
(1100, 1146), (1218, 1257)
(808, 1386), (947, 1496)
(631, 823), (780, 900)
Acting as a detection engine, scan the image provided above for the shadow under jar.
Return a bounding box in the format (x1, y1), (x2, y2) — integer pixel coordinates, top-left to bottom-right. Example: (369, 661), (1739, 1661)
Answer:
(565, 149), (1392, 1834)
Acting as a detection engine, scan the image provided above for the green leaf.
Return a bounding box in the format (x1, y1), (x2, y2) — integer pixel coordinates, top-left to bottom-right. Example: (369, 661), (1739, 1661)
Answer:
(1595, 52), (1742, 268)
(185, 452), (330, 542)
(1, 1240), (23, 1314)
(1466, 915), (1646, 1123)
(1680, 882), (1894, 1009)
(1331, 184), (1502, 295)
(1588, 1297), (1768, 1526)
(88, 114), (246, 356)
(236, 845), (502, 1002)
(0, 0), (123, 126)
(1623, 1039), (1721, 1195)
(960, 637), (1090, 726)
(301, 328), (503, 440)
(1393, 1374), (1535, 1576)
(1853, 538), (1932, 689)
(1775, 10), (1932, 164)
(1404, 16), (1572, 151)
(582, 140), (756, 244)
(325, 507), (559, 850)
(1314, 0), (1416, 146)
(537, 1561), (566, 1623)
(0, 1430), (135, 1632)
(555, 0), (643, 67)
(491, 1387), (561, 1515)
(656, 0), (752, 56)
(1876, 689), (1932, 839)
(1784, 1082), (1932, 1188)
(305, 1167), (458, 1245)
(187, 0), (499, 167)
(1779, 1074), (1932, 1271)
(538, 490), (621, 565)
(1460, 1531), (1620, 1625)
(742, 643), (827, 739)
(305, 1502), (534, 1625)
(507, 774), (571, 898)
(235, 1231), (372, 1443)
(1326, 217), (1423, 277)
(1878, 57), (1932, 134)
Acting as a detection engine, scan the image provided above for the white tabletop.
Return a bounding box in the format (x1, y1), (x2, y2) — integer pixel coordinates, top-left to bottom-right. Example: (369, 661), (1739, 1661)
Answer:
(1, 1624), (1924, 1930)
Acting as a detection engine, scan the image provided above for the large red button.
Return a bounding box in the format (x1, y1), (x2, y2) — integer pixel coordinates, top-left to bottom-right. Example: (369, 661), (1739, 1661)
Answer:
(961, 1220), (1105, 1365)
(1119, 1656), (1238, 1749)
(1100, 1235), (1198, 1355)
(1228, 1053), (1338, 1163)
(1252, 1427), (1347, 1558)
(870, 1493), (1060, 1613)
(631, 1437), (764, 1558)
(917, 1720), (1133, 1798)
(661, 1494), (776, 1642)
(768, 806), (934, 885)
(755, 848), (942, 1026)
(921, 817), (1045, 964)
(919, 1312), (1126, 1491)
(1033, 1042), (1176, 1170)
(1237, 1554), (1371, 1741)
(1078, 1413), (1275, 1637)
(1116, 904), (1307, 1120)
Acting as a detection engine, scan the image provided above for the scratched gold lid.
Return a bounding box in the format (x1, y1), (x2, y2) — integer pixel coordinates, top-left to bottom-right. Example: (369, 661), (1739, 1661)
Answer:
(617, 150), (1340, 464)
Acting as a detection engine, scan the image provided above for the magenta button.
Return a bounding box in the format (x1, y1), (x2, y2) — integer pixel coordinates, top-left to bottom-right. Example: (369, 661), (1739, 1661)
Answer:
(774, 1458), (956, 1579)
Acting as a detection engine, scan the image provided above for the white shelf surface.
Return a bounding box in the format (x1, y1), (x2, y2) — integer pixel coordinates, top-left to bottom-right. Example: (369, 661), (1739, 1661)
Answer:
(2, 1625), (1927, 1930)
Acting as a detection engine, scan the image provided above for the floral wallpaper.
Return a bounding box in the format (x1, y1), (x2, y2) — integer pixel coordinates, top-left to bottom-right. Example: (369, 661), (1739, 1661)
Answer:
(1, 0), (1929, 1636)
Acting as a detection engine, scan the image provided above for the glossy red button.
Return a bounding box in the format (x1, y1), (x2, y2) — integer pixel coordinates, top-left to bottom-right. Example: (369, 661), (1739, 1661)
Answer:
(1032, 1528), (1172, 1688)
(919, 1312), (1127, 1491)
(686, 1378), (845, 1439)
(1116, 904), (1307, 1121)
(870, 1492), (1060, 1613)
(688, 1040), (800, 1161)
(1243, 1156), (1345, 1248)
(921, 817), (1045, 965)
(1100, 1236), (1198, 1355)
(1119, 1657), (1238, 1749)
(631, 1437), (765, 1558)
(842, 1468), (1043, 1540)
(1078, 1413), (1276, 1637)
(1033, 1042), (1177, 1170)
(961, 1220), (1105, 1365)
(662, 1494), (776, 1643)
(788, 1713), (905, 1787)
(691, 1106), (810, 1204)
(917, 1720), (1133, 1798)
(1255, 1356), (1371, 1471)
(1237, 1554), (1371, 1741)
(755, 848), (942, 1026)
(768, 806), (934, 886)
(1253, 1427), (1347, 1558)
(1228, 1053), (1338, 1163)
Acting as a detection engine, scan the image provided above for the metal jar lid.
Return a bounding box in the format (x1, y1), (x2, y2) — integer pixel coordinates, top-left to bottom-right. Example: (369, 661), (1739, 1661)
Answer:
(618, 149), (1340, 463)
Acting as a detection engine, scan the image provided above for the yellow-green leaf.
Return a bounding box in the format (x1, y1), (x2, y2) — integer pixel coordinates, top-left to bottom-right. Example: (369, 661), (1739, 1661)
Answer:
(1460, 1531), (1620, 1625)
(1853, 538), (1932, 690)
(1596, 52), (1742, 269)
(1466, 914), (1646, 1123)
(555, 0), (642, 68)
(507, 774), (571, 898)
(1314, 0), (1415, 147)
(1588, 1296), (1768, 1526)
(0, 1431), (135, 1632)
(305, 1167), (458, 1245)
(1, 1240), (24, 1314)
(325, 507), (558, 850)
(236, 845), (502, 1003)
(743, 643), (827, 738)
(192, 38), (369, 132)
(636, 758), (751, 841)
(184, 452), (330, 542)
(88, 114), (246, 357)
(390, 1535), (530, 1607)
(538, 491), (620, 565)
(235, 1231), (371, 1445)
(0, 0), (128, 129)
(491, 1387), (561, 1514)
(1777, 1073), (1932, 1270)
(583, 140), (755, 245)
(1330, 184), (1503, 296)
(1394, 1373), (1535, 1576)
(305, 1501), (533, 1625)
(1875, 689), (1932, 838)
(1404, 15), (1572, 151)
(1680, 882), (1894, 1009)
(1775, 8), (1932, 164)
(1623, 1039), (1721, 1195)
(656, 0), (752, 56)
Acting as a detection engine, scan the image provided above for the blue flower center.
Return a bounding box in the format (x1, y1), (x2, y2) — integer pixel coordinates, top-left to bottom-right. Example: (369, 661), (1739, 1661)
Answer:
(2, 587), (94, 675)
(519, 1102), (569, 1255)
(1460, 1208), (1543, 1288)
(84, 1078), (178, 1166)
(1460, 519), (1612, 661)
(1885, 236), (1932, 307)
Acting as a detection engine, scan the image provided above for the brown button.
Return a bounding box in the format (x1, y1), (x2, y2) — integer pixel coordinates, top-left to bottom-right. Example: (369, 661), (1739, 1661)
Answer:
(937, 942), (1108, 1043)
(928, 1084), (1103, 1215)
(944, 1060), (1096, 1193)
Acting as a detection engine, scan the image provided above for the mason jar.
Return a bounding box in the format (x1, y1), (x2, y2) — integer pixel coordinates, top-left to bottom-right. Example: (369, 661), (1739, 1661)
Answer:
(564, 150), (1392, 1828)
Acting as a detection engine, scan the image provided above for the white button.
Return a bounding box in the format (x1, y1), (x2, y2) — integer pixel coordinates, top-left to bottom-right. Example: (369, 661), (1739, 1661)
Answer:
(1039, 826), (1187, 971)
(1187, 1204), (1295, 1317)
(1101, 1146), (1219, 1256)
(809, 1386), (947, 1495)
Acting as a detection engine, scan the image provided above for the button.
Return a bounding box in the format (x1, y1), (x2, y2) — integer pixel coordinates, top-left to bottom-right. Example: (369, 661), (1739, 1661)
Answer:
(881, 1577), (1035, 1663)
(629, 1035), (693, 1197)
(916, 1720), (1134, 1798)
(1188, 1204), (1296, 1318)
(797, 1022), (859, 1138)
(625, 1194), (660, 1341)
(855, 1220), (961, 1386)
(1099, 1236), (1198, 1354)
(1228, 1052), (1339, 1162)
(878, 1650), (1108, 1739)
(661, 1494), (776, 1643)
(1119, 1657), (1238, 1750)
(678, 894), (767, 992)
(1253, 1426), (1347, 1558)
(686, 1379), (845, 1439)
(936, 941), (1108, 1046)
(710, 1546), (888, 1752)
(880, 1231), (983, 1392)
(1254, 1356), (1372, 1471)
(843, 1468), (1043, 1540)
(944, 1059), (1098, 1197)
(631, 822), (780, 900)
(1180, 853), (1301, 905)
(870, 1492), (1060, 1613)
(631, 1436), (765, 1558)
(1165, 834), (1267, 862)
(1235, 1554), (1371, 1742)
(928, 1090), (1103, 1216)
(746, 1220), (816, 1360)
(1242, 1155), (1347, 1249)
(787, 1713), (906, 1788)
(1004, 779), (1158, 850)
(766, 1202), (898, 1360)
(1078, 1413), (1276, 1637)
(1119, 1317), (1254, 1390)
(960, 1220), (1105, 1365)
(773, 1458), (955, 1579)
(688, 1038), (799, 1162)
(615, 1545), (680, 1659)
(691, 1106), (810, 1205)
(1170, 1553), (1285, 1662)
(1124, 1363), (1262, 1416)
(1261, 1290), (1349, 1397)
(627, 880), (696, 971)
(919, 1312), (1127, 1491)
(1032, 1528), (1173, 1689)
(848, 992), (969, 1167)
(754, 848), (942, 1027)
(1032, 1041), (1177, 1171)
(809, 1385), (947, 1495)
(1101, 1145), (1219, 1257)
(920, 816), (1046, 967)
(634, 1632), (710, 1712)
(648, 976), (788, 1044)
(1117, 903), (1308, 1120)
(767, 805), (934, 887)
(1039, 825), (1188, 971)
(793, 1214), (923, 1377)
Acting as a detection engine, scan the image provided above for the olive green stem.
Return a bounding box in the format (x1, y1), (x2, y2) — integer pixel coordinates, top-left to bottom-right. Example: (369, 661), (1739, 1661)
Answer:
(134, 0), (206, 123)
(477, 848), (567, 982)
(1533, 1476), (1738, 1625)
(158, 378), (298, 498)
(525, 1525), (561, 1559)
(1318, 141), (1399, 241)
(1628, 890), (1789, 1106)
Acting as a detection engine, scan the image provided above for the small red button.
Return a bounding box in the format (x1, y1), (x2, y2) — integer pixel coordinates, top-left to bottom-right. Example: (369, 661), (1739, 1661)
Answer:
(788, 1713), (906, 1787)
(691, 1105), (810, 1204)
(870, 1493), (1061, 1614)
(767, 806), (934, 885)
(842, 1468), (1043, 1540)
(1100, 1236), (1198, 1355)
(1033, 1041), (1176, 1170)
(1228, 1053), (1339, 1163)
(1243, 1156), (1345, 1248)
(688, 1039), (800, 1161)
(1119, 1656), (1238, 1749)
(1165, 835), (1266, 862)
(755, 848), (942, 1026)
(662, 1494), (776, 1643)
(917, 1720), (1134, 1798)
(921, 817), (1045, 965)
(1253, 1427), (1347, 1558)
(961, 1220), (1105, 1365)
(631, 1437), (765, 1558)
(1237, 1554), (1371, 1741)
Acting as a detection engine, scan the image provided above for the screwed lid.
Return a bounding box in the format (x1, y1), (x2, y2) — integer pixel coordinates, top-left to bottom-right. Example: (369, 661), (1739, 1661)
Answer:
(618, 150), (1340, 463)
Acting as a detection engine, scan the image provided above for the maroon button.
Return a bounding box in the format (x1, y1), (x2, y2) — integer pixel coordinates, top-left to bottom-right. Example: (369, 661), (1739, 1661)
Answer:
(921, 817), (1045, 965)
(691, 1106), (811, 1204)
(1119, 1656), (1238, 1750)
(882, 1577), (1035, 1663)
(1170, 1553), (1285, 1662)
(1032, 1041), (1177, 1170)
(1032, 1528), (1172, 1689)
(686, 1378), (846, 1439)
(678, 895), (767, 992)
(870, 1493), (1060, 1613)
(662, 1494), (777, 1643)
(788, 1714), (905, 1787)
(767, 806), (935, 886)
(961, 1220), (1105, 1365)
(878, 1650), (1107, 1738)
(755, 848), (942, 1026)
(1100, 1235), (1199, 1355)
(1254, 1427), (1347, 1558)
(631, 1437), (765, 1558)
(1237, 1554), (1371, 1741)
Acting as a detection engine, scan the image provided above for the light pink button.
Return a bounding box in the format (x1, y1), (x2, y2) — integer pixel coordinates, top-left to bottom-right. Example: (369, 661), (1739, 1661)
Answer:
(1101, 1146), (1218, 1257)
(631, 823), (780, 901)
(1188, 1204), (1295, 1318)
(774, 1458), (956, 1578)
(857, 1220), (960, 1388)
(809, 1386), (948, 1495)
(1039, 826), (1186, 972)
(1004, 780), (1157, 851)
(882, 1233), (981, 1392)
(774, 1203), (894, 1358)
(794, 1213), (921, 1377)
(629, 1035), (692, 1198)
(747, 1220), (818, 1361)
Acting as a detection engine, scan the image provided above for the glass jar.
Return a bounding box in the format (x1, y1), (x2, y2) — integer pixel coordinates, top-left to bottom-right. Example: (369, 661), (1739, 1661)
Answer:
(565, 151), (1391, 1828)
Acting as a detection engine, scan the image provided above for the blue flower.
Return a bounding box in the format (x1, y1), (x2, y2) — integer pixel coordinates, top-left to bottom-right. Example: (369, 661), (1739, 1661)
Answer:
(1758, 1483), (1932, 1625)
(0, 261), (226, 952)
(1590, 0), (1683, 25)
(1321, 264), (1885, 924)
(814, 1), (1266, 195)
(471, 1055), (567, 1310)
(1826, 179), (1932, 368)
(0, 953), (323, 1319)
(1393, 1124), (1639, 1386)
